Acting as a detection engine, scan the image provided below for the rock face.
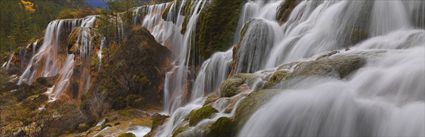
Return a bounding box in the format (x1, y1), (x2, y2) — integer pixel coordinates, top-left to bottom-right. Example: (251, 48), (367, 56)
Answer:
(276, 0), (301, 24)
(220, 73), (257, 97)
(0, 24), (172, 136)
(0, 73), (90, 137)
(193, 0), (244, 64)
(81, 26), (172, 120)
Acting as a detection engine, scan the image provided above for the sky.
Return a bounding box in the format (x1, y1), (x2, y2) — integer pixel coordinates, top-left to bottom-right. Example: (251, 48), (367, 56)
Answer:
(85, 0), (108, 8)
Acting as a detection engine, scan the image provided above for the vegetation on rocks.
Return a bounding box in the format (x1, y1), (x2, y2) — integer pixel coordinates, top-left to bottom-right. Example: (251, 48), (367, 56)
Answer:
(188, 105), (218, 126)
(81, 26), (172, 120)
(0, 76), (90, 137)
(234, 89), (281, 129)
(206, 117), (236, 137)
(0, 0), (87, 56)
(220, 73), (257, 97)
(193, 0), (244, 64)
(263, 53), (367, 88)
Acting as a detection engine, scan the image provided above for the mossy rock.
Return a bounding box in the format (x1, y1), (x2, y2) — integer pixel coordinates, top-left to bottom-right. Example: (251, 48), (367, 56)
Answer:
(152, 113), (169, 129)
(234, 89), (281, 129)
(204, 95), (219, 106)
(262, 54), (366, 89)
(292, 55), (366, 78)
(188, 105), (218, 126)
(179, 0), (194, 34)
(220, 73), (257, 97)
(193, 0), (244, 64)
(81, 26), (172, 120)
(118, 132), (136, 137)
(263, 70), (289, 88)
(206, 117), (235, 137)
(172, 123), (189, 137)
(220, 78), (244, 97)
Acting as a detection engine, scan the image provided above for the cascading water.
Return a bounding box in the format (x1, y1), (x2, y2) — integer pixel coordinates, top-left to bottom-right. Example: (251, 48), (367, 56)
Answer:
(136, 0), (425, 136)
(190, 49), (233, 100)
(238, 40), (425, 137)
(134, 0), (209, 114)
(18, 16), (97, 100)
(235, 0), (425, 136)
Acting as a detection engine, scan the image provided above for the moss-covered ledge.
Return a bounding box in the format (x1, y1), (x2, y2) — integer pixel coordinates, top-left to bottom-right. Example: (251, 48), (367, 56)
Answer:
(193, 0), (245, 64)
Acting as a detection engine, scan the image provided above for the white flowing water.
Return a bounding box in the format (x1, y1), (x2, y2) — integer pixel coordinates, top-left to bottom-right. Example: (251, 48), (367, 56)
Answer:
(2, 54), (14, 70)
(235, 0), (425, 136)
(136, 0), (425, 137)
(128, 126), (151, 137)
(7, 0), (419, 136)
(135, 0), (209, 114)
(190, 49), (233, 100)
(18, 16), (97, 100)
(239, 46), (425, 137)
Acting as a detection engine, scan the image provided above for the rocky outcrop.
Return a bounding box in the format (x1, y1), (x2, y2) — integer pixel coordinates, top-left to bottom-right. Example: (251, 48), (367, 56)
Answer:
(69, 109), (153, 137)
(193, 0), (244, 64)
(1, 22), (172, 137)
(264, 53), (366, 88)
(220, 73), (257, 97)
(0, 73), (90, 137)
(81, 26), (172, 121)
(188, 105), (218, 126)
(276, 0), (301, 25)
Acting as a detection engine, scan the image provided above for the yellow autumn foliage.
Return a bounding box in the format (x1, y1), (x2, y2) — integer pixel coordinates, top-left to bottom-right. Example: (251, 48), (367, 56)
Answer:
(20, 0), (36, 12)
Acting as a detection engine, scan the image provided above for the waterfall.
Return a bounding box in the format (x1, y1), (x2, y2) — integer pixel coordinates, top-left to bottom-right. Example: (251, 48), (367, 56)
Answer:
(134, 0), (209, 114)
(9, 0), (415, 135)
(238, 45), (425, 137)
(18, 16), (97, 100)
(191, 49), (233, 100)
(140, 0), (424, 137)
(234, 0), (425, 136)
(234, 19), (282, 73)
(1, 54), (14, 70)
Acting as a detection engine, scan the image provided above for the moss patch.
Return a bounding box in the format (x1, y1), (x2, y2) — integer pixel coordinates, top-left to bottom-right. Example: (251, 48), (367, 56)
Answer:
(220, 78), (244, 97)
(188, 105), (218, 126)
(193, 0), (244, 64)
(264, 70), (289, 88)
(220, 73), (257, 97)
(172, 123), (189, 137)
(206, 117), (235, 137)
(292, 55), (366, 78)
(234, 89), (281, 129)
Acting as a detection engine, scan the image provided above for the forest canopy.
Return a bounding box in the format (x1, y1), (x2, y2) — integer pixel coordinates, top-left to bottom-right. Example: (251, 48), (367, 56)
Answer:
(0, 0), (88, 56)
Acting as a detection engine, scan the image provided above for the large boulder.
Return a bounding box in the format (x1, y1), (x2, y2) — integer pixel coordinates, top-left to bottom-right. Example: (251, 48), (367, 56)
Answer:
(81, 26), (172, 120)
(264, 53), (366, 88)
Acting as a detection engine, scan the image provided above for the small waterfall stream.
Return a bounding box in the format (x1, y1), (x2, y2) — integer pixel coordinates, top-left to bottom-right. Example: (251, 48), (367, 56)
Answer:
(18, 16), (97, 101)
